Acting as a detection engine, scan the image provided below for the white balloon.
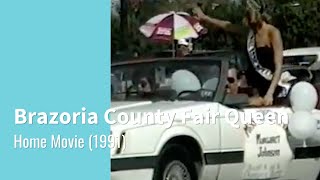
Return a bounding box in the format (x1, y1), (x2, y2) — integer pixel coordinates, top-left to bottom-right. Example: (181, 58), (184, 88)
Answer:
(289, 81), (318, 112)
(310, 119), (320, 142)
(202, 77), (218, 90)
(171, 70), (201, 95)
(288, 111), (317, 140)
(311, 129), (320, 142)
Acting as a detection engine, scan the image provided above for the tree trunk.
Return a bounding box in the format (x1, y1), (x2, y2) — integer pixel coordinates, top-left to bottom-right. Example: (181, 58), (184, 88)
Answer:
(120, 0), (128, 50)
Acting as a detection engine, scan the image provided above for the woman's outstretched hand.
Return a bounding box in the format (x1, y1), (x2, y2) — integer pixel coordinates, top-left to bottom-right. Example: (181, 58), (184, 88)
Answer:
(193, 6), (206, 20)
(248, 96), (264, 107)
(248, 95), (274, 107)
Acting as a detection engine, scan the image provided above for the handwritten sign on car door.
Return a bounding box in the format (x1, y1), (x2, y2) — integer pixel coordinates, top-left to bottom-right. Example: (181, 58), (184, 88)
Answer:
(242, 124), (293, 179)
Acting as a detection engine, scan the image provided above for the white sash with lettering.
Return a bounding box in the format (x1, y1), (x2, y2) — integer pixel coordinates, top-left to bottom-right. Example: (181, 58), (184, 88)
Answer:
(242, 124), (293, 179)
(247, 30), (298, 97)
(247, 30), (274, 81)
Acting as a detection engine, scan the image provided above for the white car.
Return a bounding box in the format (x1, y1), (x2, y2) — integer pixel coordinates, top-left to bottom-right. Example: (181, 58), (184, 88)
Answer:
(110, 56), (320, 180)
(283, 47), (320, 70)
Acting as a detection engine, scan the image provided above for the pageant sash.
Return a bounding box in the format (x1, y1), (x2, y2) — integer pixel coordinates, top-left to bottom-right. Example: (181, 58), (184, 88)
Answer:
(246, 30), (299, 97)
(247, 30), (273, 81)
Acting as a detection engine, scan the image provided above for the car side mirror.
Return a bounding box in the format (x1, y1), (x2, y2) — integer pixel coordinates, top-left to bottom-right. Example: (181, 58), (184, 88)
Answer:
(223, 93), (249, 108)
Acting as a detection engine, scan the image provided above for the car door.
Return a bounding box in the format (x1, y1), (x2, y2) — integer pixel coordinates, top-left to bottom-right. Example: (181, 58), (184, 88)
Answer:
(214, 104), (247, 180)
(190, 102), (221, 180)
(198, 59), (247, 180)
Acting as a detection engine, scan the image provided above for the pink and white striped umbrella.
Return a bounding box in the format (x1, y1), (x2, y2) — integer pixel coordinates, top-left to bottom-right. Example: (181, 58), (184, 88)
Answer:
(139, 11), (207, 43)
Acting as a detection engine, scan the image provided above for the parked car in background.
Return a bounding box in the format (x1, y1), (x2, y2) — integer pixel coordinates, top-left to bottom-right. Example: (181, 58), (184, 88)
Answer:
(283, 47), (320, 69)
(283, 47), (320, 84)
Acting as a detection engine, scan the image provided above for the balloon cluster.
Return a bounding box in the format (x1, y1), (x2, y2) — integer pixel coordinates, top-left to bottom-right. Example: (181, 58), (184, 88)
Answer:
(288, 82), (319, 141)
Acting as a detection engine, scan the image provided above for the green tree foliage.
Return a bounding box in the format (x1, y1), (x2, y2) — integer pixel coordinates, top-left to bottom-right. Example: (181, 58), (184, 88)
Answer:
(111, 0), (319, 59)
(273, 0), (320, 48)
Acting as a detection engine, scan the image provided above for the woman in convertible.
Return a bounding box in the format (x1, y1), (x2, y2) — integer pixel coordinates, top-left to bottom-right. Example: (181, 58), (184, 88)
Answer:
(193, 0), (284, 106)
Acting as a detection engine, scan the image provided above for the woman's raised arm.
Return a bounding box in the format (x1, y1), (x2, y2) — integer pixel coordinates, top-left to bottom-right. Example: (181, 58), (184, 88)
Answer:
(193, 6), (246, 35)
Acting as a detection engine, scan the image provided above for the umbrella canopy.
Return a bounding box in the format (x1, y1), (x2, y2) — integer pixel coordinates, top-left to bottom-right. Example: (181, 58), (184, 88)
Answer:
(139, 11), (207, 42)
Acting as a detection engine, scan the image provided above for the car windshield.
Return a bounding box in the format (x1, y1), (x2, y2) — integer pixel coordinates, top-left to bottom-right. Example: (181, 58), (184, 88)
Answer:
(111, 59), (221, 102)
(283, 55), (318, 66)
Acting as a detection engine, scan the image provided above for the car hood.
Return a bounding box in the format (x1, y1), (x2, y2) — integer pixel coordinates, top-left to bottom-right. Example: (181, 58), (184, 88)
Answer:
(109, 100), (214, 133)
